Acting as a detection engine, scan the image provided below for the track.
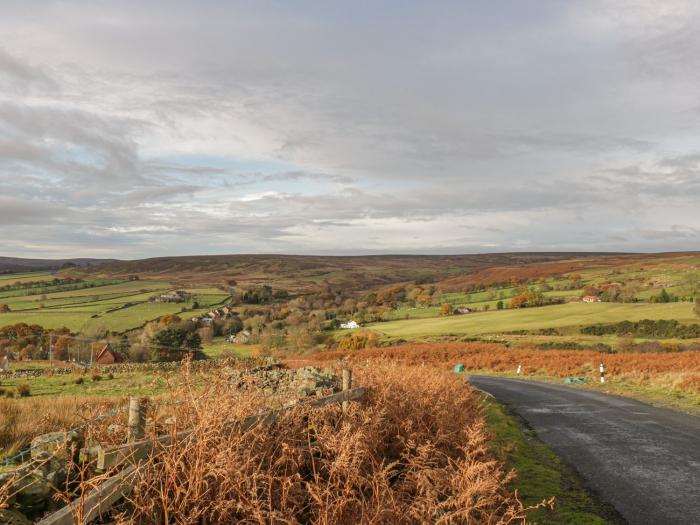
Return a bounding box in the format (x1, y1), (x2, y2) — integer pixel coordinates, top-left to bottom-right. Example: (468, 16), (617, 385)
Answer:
(469, 375), (700, 525)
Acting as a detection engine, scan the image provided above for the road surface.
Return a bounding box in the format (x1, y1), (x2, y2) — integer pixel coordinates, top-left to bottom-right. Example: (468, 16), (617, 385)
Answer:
(469, 375), (700, 525)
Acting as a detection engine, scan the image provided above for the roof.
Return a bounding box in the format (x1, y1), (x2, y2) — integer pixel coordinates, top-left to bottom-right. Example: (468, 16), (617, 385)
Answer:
(95, 343), (123, 361)
(95, 344), (114, 361)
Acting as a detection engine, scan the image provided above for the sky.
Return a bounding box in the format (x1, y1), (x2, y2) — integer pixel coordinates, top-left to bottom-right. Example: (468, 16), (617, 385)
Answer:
(1, 0), (699, 259)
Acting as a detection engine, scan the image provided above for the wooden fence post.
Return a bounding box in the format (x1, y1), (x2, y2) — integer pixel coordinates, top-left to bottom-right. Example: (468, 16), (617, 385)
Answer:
(342, 369), (352, 414)
(128, 397), (147, 442)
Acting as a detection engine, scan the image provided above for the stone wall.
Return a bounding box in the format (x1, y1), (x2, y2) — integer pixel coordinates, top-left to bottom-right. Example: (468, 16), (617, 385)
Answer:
(0, 363), (337, 523)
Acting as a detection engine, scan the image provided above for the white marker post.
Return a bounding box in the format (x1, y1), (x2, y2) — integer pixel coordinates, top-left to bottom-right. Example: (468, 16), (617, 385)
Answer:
(516, 364), (522, 376)
(599, 362), (606, 384)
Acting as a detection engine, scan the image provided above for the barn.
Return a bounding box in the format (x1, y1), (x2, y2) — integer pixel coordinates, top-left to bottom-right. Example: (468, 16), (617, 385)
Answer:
(94, 344), (124, 365)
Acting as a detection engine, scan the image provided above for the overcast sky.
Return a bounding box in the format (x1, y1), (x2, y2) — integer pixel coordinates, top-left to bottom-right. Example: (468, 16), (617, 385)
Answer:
(1, 1), (699, 258)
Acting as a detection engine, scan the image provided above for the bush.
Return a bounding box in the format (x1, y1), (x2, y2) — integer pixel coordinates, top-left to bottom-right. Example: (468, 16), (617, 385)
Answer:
(73, 376), (85, 385)
(582, 319), (700, 339)
(91, 373), (102, 382)
(118, 364), (529, 523)
(336, 330), (379, 351)
(107, 372), (115, 380)
(16, 384), (31, 397)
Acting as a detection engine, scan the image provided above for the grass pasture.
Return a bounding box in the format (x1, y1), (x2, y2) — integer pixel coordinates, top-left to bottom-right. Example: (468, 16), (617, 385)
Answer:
(0, 271), (55, 285)
(372, 302), (696, 340)
(201, 338), (256, 357)
(0, 273), (230, 333)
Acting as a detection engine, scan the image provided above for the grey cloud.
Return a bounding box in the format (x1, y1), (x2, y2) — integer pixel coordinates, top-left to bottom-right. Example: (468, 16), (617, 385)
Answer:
(0, 48), (56, 94)
(0, 1), (699, 256)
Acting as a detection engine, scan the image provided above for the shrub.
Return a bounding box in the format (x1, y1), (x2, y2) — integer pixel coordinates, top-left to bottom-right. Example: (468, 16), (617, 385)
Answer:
(336, 330), (379, 351)
(73, 376), (84, 385)
(117, 364), (530, 523)
(581, 319), (700, 339)
(107, 372), (115, 380)
(16, 384), (30, 397)
(91, 373), (102, 382)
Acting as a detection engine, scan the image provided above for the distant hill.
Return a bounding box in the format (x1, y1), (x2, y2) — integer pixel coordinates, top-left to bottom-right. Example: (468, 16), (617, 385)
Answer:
(0, 257), (115, 274)
(78, 252), (629, 293)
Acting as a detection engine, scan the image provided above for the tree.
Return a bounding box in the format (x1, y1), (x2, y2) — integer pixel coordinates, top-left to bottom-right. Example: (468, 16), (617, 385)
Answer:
(510, 293), (528, 308)
(53, 335), (71, 361)
(116, 334), (131, 358)
(198, 326), (214, 344)
(416, 294), (433, 306)
(0, 304), (10, 313)
(150, 328), (202, 362)
(439, 303), (453, 316)
(658, 289), (671, 303)
(496, 300), (504, 310)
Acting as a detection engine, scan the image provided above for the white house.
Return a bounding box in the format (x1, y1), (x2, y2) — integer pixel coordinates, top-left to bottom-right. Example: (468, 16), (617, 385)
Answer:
(340, 320), (360, 329)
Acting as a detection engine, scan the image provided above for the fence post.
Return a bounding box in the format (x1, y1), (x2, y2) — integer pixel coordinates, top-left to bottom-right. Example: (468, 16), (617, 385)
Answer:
(516, 364), (522, 376)
(65, 431), (82, 472)
(128, 397), (147, 442)
(342, 369), (352, 414)
(599, 362), (606, 384)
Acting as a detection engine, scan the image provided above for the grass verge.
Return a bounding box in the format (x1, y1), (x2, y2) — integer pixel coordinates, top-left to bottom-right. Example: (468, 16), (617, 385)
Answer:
(471, 369), (700, 417)
(480, 394), (623, 524)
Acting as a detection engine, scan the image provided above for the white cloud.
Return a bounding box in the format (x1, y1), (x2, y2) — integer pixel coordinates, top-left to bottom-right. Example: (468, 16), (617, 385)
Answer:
(0, 1), (698, 257)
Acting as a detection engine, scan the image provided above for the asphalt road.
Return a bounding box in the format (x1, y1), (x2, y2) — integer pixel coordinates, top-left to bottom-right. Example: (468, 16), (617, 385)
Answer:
(469, 376), (700, 525)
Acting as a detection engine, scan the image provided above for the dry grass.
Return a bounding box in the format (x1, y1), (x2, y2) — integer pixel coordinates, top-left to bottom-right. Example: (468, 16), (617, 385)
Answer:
(106, 364), (531, 524)
(295, 342), (700, 395)
(0, 396), (124, 458)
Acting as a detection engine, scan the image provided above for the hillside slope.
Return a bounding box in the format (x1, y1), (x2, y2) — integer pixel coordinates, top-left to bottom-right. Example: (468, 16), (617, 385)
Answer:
(0, 257), (113, 273)
(78, 252), (624, 292)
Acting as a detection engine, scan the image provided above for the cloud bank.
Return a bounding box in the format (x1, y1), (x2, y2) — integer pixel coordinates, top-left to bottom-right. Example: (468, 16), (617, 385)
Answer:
(1, 1), (699, 257)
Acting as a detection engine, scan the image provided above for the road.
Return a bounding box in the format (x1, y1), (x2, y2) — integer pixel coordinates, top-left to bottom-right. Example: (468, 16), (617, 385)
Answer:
(469, 376), (700, 525)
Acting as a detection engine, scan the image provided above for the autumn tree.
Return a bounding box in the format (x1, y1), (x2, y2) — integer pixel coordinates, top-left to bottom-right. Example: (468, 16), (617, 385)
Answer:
(416, 294), (433, 307)
(53, 335), (72, 361)
(198, 326), (214, 344)
(0, 304), (10, 313)
(439, 303), (453, 316)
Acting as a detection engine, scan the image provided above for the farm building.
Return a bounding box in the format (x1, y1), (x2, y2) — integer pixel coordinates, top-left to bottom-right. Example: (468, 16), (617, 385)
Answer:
(453, 307), (473, 315)
(153, 290), (192, 303)
(194, 306), (235, 324)
(231, 330), (251, 344)
(340, 320), (360, 329)
(582, 295), (601, 303)
(94, 344), (124, 365)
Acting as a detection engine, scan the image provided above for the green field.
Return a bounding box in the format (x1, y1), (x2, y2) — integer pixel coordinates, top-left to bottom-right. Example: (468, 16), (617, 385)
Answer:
(0, 272), (54, 284)
(0, 370), (170, 397)
(202, 338), (255, 357)
(372, 302), (696, 340)
(0, 272), (230, 333)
